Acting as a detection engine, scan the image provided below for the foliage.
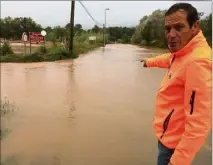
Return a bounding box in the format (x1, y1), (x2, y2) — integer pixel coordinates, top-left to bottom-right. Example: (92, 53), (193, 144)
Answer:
(91, 25), (101, 33)
(132, 9), (167, 47)
(37, 45), (48, 54)
(107, 26), (135, 44)
(0, 42), (13, 56)
(1, 97), (16, 141)
(0, 97), (16, 116)
(45, 31), (57, 46)
(0, 17), (42, 40)
(45, 26), (68, 44)
(200, 13), (212, 46)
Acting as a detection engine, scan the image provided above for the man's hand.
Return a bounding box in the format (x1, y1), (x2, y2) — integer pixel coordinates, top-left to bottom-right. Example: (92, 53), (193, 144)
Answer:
(168, 162), (173, 165)
(140, 59), (146, 63)
(140, 59), (147, 67)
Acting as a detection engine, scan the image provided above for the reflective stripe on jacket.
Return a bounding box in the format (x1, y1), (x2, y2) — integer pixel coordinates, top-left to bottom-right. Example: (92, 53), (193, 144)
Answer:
(146, 31), (212, 165)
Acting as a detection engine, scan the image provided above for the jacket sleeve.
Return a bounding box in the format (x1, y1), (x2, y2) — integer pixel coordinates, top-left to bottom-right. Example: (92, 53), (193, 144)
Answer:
(170, 59), (212, 165)
(145, 53), (171, 68)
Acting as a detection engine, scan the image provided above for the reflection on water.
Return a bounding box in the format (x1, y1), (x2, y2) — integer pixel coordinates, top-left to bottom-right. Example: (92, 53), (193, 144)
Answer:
(1, 44), (211, 165)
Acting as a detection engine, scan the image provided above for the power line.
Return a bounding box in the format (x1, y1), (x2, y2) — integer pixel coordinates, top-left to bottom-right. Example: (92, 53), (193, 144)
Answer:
(78, 1), (103, 27)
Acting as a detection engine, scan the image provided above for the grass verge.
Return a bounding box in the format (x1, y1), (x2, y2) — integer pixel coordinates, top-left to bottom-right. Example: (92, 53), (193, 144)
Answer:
(0, 42), (101, 63)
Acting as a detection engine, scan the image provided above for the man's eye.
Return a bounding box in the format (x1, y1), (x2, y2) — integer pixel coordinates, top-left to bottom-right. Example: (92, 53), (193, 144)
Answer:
(175, 25), (183, 31)
(165, 27), (171, 33)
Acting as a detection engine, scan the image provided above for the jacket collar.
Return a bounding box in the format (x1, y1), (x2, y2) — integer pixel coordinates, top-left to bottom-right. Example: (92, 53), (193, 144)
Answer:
(170, 30), (208, 58)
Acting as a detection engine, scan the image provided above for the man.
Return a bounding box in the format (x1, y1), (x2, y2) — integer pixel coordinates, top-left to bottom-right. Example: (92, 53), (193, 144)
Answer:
(141, 3), (212, 165)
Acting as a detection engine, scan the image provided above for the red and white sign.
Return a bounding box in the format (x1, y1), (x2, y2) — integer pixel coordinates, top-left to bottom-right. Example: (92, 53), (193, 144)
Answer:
(29, 32), (45, 44)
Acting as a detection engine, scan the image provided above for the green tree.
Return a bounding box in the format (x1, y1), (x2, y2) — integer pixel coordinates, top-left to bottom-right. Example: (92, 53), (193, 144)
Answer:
(75, 24), (82, 31)
(106, 26), (135, 44)
(0, 17), (42, 40)
(52, 26), (67, 42)
(200, 13), (212, 46)
(91, 25), (101, 33)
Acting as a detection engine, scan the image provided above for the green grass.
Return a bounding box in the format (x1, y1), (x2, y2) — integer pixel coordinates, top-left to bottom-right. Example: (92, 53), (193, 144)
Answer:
(1, 97), (16, 140)
(1, 155), (18, 165)
(0, 128), (11, 140)
(1, 97), (16, 116)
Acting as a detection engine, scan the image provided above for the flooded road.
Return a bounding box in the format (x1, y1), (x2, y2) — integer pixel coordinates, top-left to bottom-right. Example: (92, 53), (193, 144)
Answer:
(1, 44), (211, 165)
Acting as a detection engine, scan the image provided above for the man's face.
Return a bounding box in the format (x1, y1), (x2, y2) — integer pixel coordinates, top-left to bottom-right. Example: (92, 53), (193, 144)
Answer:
(164, 10), (199, 52)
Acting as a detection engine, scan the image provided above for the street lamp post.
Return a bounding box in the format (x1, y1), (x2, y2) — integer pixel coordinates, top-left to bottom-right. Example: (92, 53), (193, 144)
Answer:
(103, 8), (109, 47)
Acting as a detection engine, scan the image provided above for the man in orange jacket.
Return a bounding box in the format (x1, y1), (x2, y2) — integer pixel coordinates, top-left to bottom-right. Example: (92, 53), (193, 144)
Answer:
(141, 3), (212, 165)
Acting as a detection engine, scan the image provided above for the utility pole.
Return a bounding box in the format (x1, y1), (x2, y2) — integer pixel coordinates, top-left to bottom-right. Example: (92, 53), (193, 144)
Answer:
(69, 0), (75, 51)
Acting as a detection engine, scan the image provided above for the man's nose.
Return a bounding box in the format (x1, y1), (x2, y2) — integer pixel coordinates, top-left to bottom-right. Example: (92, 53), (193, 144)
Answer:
(168, 28), (177, 38)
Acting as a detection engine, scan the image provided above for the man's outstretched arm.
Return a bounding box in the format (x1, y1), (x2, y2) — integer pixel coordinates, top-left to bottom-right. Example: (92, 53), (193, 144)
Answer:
(141, 53), (171, 68)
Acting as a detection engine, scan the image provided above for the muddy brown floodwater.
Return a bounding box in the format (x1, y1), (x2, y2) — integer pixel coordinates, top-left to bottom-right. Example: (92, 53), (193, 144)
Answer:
(1, 44), (211, 165)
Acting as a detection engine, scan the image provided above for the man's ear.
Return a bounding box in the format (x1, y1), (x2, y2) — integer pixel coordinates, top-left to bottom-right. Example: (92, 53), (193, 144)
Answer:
(192, 20), (200, 34)
(194, 20), (200, 29)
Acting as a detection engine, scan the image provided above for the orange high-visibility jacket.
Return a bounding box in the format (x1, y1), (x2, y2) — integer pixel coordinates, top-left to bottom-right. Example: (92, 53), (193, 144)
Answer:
(145, 31), (212, 165)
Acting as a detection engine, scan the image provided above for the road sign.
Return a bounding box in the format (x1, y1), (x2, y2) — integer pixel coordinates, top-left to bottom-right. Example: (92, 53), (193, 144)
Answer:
(22, 32), (28, 43)
(41, 30), (47, 36)
(89, 36), (96, 41)
(23, 35), (27, 42)
(21, 32), (28, 55)
(29, 32), (44, 44)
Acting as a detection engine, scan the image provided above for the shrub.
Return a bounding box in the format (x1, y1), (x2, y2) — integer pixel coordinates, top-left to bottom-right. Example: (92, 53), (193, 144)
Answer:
(1, 54), (20, 62)
(21, 53), (44, 62)
(0, 42), (13, 56)
(37, 45), (48, 54)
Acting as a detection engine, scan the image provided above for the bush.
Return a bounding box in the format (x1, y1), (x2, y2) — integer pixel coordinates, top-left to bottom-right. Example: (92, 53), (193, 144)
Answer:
(42, 46), (77, 61)
(0, 42), (13, 56)
(1, 53), (43, 63)
(1, 54), (21, 62)
(37, 45), (48, 54)
(21, 53), (44, 62)
(54, 46), (70, 57)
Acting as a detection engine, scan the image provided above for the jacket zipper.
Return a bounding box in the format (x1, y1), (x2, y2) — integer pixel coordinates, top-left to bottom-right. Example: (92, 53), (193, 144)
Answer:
(160, 109), (174, 139)
(171, 55), (176, 66)
(167, 55), (176, 78)
(190, 91), (196, 115)
(169, 55), (176, 69)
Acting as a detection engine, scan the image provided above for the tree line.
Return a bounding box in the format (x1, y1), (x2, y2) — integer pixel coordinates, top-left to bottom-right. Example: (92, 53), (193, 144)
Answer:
(0, 9), (212, 48)
(0, 17), (42, 40)
(0, 16), (135, 45)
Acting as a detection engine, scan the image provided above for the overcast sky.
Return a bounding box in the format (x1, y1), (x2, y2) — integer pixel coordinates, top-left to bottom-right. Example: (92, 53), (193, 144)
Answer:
(1, 1), (212, 29)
